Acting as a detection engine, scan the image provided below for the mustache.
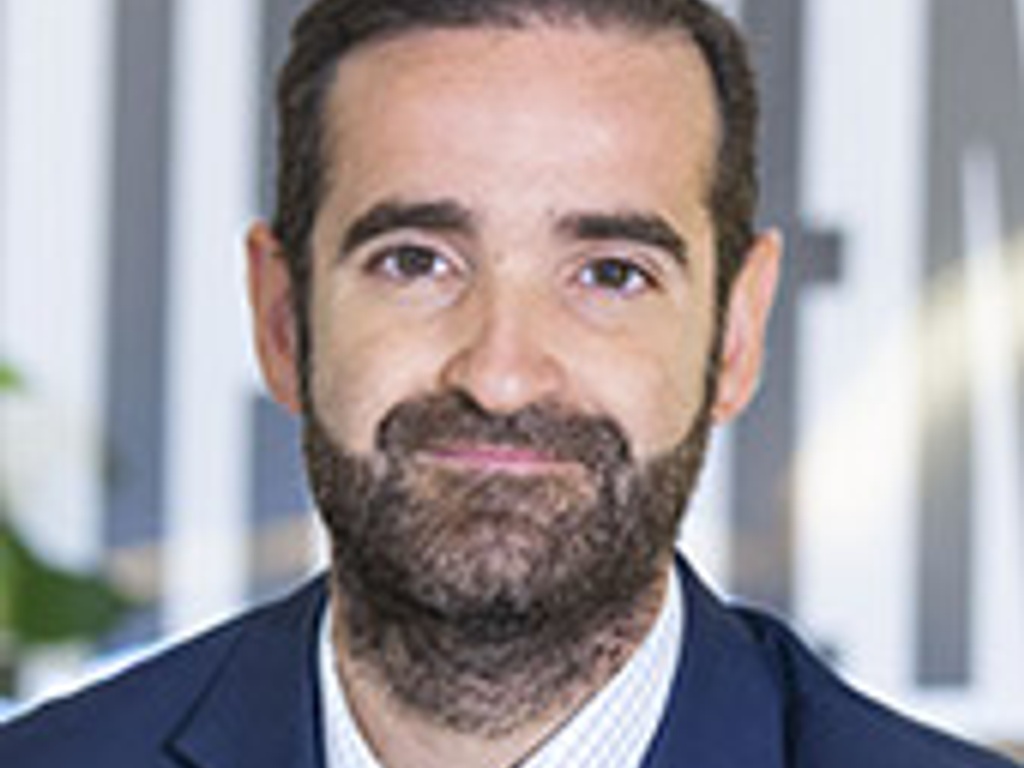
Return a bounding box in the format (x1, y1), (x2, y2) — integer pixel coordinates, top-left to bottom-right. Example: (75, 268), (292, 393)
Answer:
(375, 390), (633, 472)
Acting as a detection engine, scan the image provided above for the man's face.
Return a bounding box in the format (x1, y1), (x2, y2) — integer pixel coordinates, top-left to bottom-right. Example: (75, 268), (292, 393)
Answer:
(248, 24), (778, 664)
(309, 26), (721, 463)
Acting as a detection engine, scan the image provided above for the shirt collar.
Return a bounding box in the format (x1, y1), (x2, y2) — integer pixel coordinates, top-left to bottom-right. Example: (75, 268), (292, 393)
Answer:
(318, 567), (684, 768)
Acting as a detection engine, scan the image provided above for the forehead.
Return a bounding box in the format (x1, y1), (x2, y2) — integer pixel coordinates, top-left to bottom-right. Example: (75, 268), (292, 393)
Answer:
(319, 24), (719, 227)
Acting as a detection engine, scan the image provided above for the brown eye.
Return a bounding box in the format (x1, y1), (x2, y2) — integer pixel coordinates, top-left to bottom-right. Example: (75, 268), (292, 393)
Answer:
(578, 257), (655, 295)
(365, 244), (453, 281)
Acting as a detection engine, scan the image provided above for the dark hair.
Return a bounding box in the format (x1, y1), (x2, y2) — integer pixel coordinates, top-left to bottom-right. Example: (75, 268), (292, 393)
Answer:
(273, 0), (759, 347)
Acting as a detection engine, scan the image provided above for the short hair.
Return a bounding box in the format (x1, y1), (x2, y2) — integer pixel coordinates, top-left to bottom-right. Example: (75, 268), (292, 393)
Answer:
(273, 0), (759, 348)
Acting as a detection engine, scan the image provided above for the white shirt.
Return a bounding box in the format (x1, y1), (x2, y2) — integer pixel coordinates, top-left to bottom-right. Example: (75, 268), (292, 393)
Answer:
(318, 569), (684, 768)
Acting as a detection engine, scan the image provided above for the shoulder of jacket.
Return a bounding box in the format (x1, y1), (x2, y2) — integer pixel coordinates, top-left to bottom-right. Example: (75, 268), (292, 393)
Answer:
(728, 606), (1018, 767)
(0, 576), (328, 766)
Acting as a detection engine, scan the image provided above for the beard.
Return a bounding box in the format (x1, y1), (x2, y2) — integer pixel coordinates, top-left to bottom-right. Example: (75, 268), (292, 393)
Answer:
(304, 388), (713, 734)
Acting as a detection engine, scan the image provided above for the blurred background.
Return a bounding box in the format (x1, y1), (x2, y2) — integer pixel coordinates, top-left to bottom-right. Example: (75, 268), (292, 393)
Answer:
(0, 0), (1021, 757)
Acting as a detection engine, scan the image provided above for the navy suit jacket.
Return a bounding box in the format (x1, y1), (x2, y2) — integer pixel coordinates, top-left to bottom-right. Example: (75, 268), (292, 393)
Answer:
(0, 558), (1016, 767)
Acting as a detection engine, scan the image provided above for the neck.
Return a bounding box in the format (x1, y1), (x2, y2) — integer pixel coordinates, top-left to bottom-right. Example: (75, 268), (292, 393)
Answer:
(328, 567), (670, 768)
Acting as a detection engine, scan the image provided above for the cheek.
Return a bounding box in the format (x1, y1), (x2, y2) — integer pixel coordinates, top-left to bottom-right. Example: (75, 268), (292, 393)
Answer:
(619, 359), (706, 458)
(566, 322), (712, 460)
(308, 295), (439, 454)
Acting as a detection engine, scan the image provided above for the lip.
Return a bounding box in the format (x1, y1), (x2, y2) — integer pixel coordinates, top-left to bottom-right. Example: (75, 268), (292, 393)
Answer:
(419, 443), (577, 475)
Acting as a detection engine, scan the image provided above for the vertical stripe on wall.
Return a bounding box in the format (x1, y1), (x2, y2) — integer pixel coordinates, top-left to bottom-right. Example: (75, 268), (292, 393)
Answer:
(257, 0), (308, 217)
(161, 0), (261, 633)
(0, 0), (115, 570)
(917, 0), (1024, 687)
(249, 395), (311, 599)
(732, 0), (844, 613)
(245, 0), (317, 600)
(0, 2), (8, 273)
(102, 0), (175, 641)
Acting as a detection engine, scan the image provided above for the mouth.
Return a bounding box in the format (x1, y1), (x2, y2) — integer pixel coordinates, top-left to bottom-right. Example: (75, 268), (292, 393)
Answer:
(417, 442), (583, 477)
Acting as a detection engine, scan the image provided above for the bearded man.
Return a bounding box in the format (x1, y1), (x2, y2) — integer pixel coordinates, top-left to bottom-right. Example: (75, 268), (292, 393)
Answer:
(0, 1), (1016, 766)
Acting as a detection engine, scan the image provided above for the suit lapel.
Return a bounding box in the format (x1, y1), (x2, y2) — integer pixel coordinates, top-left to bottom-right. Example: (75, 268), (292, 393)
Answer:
(158, 560), (787, 768)
(168, 578), (329, 768)
(641, 558), (787, 768)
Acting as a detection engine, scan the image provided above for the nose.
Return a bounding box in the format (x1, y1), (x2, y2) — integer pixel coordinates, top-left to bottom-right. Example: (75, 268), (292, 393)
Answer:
(439, 283), (566, 414)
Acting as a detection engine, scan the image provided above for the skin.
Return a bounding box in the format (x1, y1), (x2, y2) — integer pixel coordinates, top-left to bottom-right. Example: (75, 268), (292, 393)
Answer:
(248, 24), (780, 768)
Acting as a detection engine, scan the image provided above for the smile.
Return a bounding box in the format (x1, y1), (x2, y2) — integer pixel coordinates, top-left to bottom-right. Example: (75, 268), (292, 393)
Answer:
(418, 443), (582, 476)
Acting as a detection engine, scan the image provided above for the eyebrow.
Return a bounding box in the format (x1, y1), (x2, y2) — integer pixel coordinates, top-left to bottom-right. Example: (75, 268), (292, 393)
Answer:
(339, 200), (690, 270)
(556, 211), (689, 268)
(340, 199), (476, 258)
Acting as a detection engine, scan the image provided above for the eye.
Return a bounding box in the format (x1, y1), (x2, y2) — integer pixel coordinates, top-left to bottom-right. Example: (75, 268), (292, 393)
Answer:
(364, 244), (456, 282)
(577, 256), (657, 296)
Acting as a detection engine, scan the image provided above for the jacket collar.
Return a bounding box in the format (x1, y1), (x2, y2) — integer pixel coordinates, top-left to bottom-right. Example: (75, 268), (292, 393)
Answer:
(168, 579), (329, 768)
(641, 556), (787, 768)
(163, 557), (786, 768)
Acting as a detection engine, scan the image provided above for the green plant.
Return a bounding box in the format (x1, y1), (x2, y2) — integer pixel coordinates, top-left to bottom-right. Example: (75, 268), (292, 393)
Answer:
(0, 359), (129, 698)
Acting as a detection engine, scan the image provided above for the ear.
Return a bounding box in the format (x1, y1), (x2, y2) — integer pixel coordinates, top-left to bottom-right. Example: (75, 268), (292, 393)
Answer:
(712, 230), (782, 424)
(246, 222), (303, 414)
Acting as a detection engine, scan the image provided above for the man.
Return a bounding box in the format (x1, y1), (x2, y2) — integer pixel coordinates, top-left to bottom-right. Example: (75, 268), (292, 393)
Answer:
(0, 0), (1016, 766)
